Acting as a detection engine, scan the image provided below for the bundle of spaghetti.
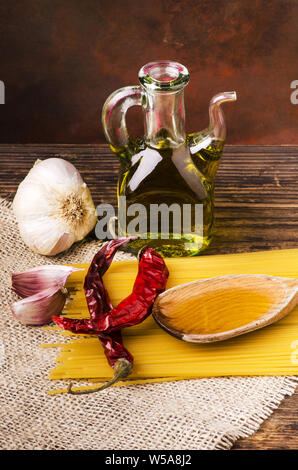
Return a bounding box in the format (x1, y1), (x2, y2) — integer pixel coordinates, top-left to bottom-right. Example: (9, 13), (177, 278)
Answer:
(43, 248), (298, 394)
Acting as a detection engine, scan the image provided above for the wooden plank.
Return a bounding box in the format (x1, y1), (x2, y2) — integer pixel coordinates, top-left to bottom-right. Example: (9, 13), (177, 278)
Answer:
(0, 144), (297, 450)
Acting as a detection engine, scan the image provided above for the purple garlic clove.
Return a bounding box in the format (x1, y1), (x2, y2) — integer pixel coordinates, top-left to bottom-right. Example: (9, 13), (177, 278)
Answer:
(11, 265), (82, 298)
(10, 285), (68, 325)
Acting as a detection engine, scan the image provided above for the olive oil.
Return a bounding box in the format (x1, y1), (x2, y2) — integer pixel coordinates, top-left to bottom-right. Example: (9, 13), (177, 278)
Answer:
(153, 274), (298, 342)
(116, 136), (224, 257)
(161, 287), (271, 335)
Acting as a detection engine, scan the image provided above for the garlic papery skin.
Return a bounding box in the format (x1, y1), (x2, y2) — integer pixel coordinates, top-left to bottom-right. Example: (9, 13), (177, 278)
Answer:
(11, 286), (68, 326)
(13, 158), (98, 256)
(11, 265), (82, 298)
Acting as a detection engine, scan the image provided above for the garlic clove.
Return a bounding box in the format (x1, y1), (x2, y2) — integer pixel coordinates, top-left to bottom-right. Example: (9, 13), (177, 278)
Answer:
(13, 180), (54, 218)
(11, 265), (82, 298)
(47, 232), (74, 256)
(10, 286), (68, 325)
(17, 217), (75, 256)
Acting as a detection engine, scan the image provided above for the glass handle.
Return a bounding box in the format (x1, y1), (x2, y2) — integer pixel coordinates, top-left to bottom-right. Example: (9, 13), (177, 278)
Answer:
(102, 86), (144, 149)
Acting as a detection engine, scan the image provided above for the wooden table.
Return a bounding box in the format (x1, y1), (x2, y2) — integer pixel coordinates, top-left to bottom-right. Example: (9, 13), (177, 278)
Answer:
(0, 144), (297, 449)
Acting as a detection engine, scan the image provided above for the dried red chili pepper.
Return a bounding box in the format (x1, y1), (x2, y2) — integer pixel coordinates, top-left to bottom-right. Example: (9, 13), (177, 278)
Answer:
(53, 239), (169, 394)
(67, 331), (134, 394)
(54, 247), (169, 335)
(83, 237), (136, 321)
(54, 238), (135, 394)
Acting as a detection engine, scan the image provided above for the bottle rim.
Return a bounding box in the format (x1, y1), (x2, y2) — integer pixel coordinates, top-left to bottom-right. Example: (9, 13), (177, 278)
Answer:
(138, 61), (189, 92)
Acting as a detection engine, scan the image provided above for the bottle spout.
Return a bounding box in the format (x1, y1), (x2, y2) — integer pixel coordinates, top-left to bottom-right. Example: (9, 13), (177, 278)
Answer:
(209, 91), (237, 140)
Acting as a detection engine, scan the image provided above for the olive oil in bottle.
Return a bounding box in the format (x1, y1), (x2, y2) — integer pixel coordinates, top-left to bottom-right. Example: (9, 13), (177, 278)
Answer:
(102, 60), (236, 256)
(116, 134), (224, 257)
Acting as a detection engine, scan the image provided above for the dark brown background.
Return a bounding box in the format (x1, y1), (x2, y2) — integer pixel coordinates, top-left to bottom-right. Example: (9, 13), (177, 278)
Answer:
(0, 0), (298, 144)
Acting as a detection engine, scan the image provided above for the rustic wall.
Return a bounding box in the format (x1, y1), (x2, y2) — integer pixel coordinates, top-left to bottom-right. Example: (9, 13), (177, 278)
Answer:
(0, 0), (298, 144)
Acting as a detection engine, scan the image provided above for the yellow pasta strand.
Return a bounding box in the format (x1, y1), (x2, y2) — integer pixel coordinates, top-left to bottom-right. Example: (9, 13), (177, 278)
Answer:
(45, 248), (298, 393)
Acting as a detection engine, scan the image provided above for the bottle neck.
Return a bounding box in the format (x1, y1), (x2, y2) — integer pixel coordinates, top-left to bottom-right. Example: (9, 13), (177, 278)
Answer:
(143, 89), (186, 149)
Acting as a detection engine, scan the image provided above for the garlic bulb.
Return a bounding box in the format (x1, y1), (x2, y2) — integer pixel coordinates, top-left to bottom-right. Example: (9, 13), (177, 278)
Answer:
(13, 158), (97, 256)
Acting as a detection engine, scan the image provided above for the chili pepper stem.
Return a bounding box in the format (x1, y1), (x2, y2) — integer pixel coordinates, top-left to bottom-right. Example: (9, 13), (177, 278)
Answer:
(67, 358), (133, 395)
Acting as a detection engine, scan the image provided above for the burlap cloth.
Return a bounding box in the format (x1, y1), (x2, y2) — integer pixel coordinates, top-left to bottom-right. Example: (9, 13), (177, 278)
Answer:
(0, 197), (297, 450)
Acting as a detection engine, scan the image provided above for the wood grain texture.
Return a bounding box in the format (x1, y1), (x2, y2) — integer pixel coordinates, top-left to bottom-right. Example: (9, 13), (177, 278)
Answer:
(0, 144), (297, 449)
